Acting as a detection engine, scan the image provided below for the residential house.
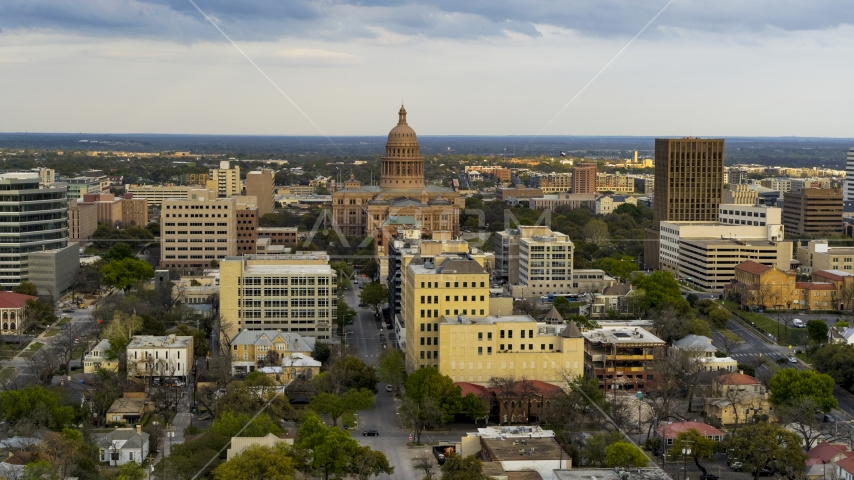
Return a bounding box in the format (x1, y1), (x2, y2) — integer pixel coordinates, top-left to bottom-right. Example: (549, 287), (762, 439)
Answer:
(226, 433), (294, 460)
(654, 421), (724, 447)
(829, 326), (854, 345)
(83, 339), (119, 373)
(672, 334), (736, 372)
(106, 396), (151, 425)
(229, 329), (315, 376)
(126, 334), (194, 381)
(97, 426), (150, 466)
(805, 441), (854, 479)
(256, 353), (321, 385)
(703, 372), (774, 426)
(589, 284), (633, 318)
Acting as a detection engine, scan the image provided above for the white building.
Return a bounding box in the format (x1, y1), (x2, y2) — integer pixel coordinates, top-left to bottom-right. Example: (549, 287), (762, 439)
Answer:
(126, 335), (194, 380)
(595, 195), (637, 215)
(97, 427), (150, 466)
(845, 148), (854, 202)
(718, 204), (782, 226)
(513, 226), (574, 297)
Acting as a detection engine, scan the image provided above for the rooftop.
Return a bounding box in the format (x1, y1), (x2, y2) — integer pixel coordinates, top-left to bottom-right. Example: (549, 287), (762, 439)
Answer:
(555, 469), (670, 480)
(481, 436), (565, 461)
(655, 421), (724, 439)
(814, 269), (854, 280)
(796, 282), (836, 290)
(581, 326), (665, 346)
(735, 260), (773, 276)
(715, 372), (761, 385)
(439, 314), (537, 325)
(127, 335), (192, 349)
(243, 264), (333, 275)
(0, 291), (37, 309)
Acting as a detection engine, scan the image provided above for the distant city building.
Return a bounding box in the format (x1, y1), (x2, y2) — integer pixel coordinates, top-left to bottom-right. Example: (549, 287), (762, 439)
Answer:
(596, 173), (633, 193)
(228, 329), (315, 376)
(632, 175), (654, 194)
(527, 193), (597, 211)
(29, 243), (80, 301)
(723, 185), (758, 205)
(781, 188), (843, 238)
(572, 163), (597, 194)
(497, 185), (545, 202)
(206, 161), (241, 198)
(121, 193), (149, 226)
(160, 190), (237, 270)
(235, 197), (258, 256)
(529, 172), (573, 193)
(124, 184), (194, 205)
(845, 148), (854, 202)
(68, 199), (97, 243)
(595, 195), (637, 215)
(718, 204), (781, 226)
(245, 169), (275, 216)
(727, 167), (748, 185)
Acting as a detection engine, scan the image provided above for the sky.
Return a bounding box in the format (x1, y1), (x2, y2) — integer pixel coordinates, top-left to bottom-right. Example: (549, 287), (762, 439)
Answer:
(0, 1), (852, 137)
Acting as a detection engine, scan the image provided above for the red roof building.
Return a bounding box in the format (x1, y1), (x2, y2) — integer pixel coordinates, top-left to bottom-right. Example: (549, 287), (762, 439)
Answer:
(735, 261), (772, 276)
(806, 441), (851, 466)
(655, 421), (724, 445)
(0, 291), (37, 335)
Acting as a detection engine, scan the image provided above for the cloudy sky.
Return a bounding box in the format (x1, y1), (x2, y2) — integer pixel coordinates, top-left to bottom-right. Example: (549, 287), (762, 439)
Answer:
(0, 0), (852, 137)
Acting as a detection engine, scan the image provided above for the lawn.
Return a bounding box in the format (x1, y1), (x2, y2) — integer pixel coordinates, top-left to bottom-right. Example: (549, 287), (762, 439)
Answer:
(718, 328), (742, 343)
(43, 329), (59, 338)
(0, 367), (15, 381)
(723, 300), (792, 344)
(27, 342), (44, 352)
(56, 318), (70, 326)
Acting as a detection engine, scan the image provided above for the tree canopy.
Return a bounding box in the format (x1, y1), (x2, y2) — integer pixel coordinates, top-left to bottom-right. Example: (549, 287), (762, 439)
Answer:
(725, 422), (806, 478)
(630, 271), (690, 315)
(813, 343), (854, 391)
(359, 282), (388, 314)
(309, 389), (375, 427)
(213, 443), (295, 480)
(605, 442), (648, 468)
(100, 257), (155, 292)
(769, 369), (837, 412)
(12, 281), (38, 296)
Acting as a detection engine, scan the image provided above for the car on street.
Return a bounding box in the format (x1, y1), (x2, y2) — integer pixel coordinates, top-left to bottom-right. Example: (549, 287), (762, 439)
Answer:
(824, 414), (836, 423)
(753, 467), (772, 476)
(788, 356), (798, 363)
(700, 474), (719, 480)
(385, 385), (393, 392)
(63, 309), (74, 313)
(363, 430), (379, 436)
(730, 461), (743, 471)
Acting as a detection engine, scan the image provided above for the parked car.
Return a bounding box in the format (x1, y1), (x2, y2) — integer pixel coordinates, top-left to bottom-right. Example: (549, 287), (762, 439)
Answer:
(363, 430), (379, 436)
(793, 318), (805, 328)
(752, 467), (773, 476)
(824, 414), (836, 423)
(788, 356), (798, 363)
(385, 385), (393, 392)
(700, 474), (719, 480)
(730, 461), (743, 471)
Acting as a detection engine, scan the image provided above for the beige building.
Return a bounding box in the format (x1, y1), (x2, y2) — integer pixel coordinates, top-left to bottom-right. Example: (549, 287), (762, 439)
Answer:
(121, 194), (149, 226)
(496, 185), (544, 202)
(229, 329), (315, 376)
(0, 292), (37, 335)
(84, 339), (120, 373)
(206, 160), (242, 198)
(529, 172), (573, 193)
(501, 226), (579, 297)
(782, 188), (843, 238)
(582, 326), (666, 393)
(80, 193), (122, 225)
(704, 372), (774, 427)
(797, 240), (854, 273)
(572, 163), (597, 194)
(68, 199), (97, 242)
(219, 255), (335, 341)
(438, 314), (584, 386)
(257, 227), (298, 246)
(595, 195), (637, 215)
(245, 169), (275, 216)
(724, 185), (759, 205)
(124, 184), (194, 205)
(596, 173), (634, 193)
(160, 190), (237, 270)
(718, 204), (781, 226)
(126, 334), (194, 380)
(527, 193), (597, 210)
(226, 433), (293, 461)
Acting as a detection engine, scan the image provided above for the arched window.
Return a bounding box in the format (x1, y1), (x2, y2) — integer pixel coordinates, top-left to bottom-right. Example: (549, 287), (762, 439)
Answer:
(9, 312), (15, 320)
(2, 312), (7, 320)
(2, 323), (6, 330)
(9, 323), (15, 331)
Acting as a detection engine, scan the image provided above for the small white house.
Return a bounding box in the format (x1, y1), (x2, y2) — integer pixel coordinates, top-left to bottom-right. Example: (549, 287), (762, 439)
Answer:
(98, 426), (150, 466)
(126, 334), (193, 380)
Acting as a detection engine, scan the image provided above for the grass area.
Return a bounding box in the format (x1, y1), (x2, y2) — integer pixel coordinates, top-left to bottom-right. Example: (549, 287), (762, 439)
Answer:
(27, 342), (43, 352)
(0, 367), (15, 381)
(723, 300), (792, 344)
(72, 346), (84, 358)
(56, 318), (70, 326)
(43, 329), (59, 337)
(718, 328), (742, 343)
(17, 351), (35, 358)
(795, 351), (814, 364)
(342, 412), (358, 429)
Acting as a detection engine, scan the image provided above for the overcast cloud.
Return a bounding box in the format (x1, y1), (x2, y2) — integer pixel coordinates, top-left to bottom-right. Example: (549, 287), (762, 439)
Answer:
(0, 0), (852, 137)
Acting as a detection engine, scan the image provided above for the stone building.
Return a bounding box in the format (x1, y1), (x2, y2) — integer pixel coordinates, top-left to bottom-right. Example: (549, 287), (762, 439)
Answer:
(331, 106), (463, 237)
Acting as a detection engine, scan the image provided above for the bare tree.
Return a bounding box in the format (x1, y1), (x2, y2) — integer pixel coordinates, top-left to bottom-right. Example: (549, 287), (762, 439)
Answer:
(50, 325), (82, 376)
(412, 456), (437, 480)
(488, 376), (526, 424)
(651, 306), (685, 344)
(776, 397), (829, 451)
(25, 349), (60, 385)
(720, 334), (742, 357)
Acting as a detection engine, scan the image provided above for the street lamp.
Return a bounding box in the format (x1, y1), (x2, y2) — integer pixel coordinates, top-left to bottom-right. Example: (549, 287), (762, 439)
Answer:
(152, 421), (159, 455)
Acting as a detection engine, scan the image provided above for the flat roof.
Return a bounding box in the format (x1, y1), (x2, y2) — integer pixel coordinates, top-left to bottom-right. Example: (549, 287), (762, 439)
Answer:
(440, 314), (536, 325)
(482, 436), (564, 461)
(243, 264), (332, 275)
(128, 335), (193, 349)
(581, 327), (664, 345)
(555, 469), (670, 480)
(681, 238), (777, 247)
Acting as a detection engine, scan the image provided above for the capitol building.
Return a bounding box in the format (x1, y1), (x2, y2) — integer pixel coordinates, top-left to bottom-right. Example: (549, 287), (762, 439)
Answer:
(331, 106), (463, 237)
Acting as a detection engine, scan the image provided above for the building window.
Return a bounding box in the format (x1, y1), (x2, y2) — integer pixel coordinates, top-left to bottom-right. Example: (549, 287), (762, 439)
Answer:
(478, 347), (483, 355)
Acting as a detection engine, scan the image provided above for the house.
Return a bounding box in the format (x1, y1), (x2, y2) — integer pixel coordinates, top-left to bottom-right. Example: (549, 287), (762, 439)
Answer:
(654, 421), (724, 447)
(836, 456), (854, 480)
(806, 441), (852, 467)
(97, 426), (150, 466)
(126, 335), (193, 380)
(703, 372), (774, 426)
(830, 326), (854, 345)
(83, 339), (119, 373)
(456, 380), (565, 425)
(589, 284), (634, 318)
(256, 353), (321, 385)
(672, 334), (736, 372)
(226, 432), (295, 460)
(230, 330), (315, 376)
(0, 291), (37, 335)
(106, 396), (151, 425)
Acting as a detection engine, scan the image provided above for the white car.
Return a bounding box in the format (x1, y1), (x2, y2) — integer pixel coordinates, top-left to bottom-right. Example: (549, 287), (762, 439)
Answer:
(788, 356), (798, 363)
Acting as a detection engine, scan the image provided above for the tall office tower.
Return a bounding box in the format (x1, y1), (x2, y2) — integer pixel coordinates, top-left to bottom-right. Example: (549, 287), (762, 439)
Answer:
(845, 148), (854, 201)
(206, 160), (241, 198)
(572, 163), (597, 194)
(245, 169), (275, 217)
(781, 188), (843, 238)
(160, 189), (237, 271)
(644, 138), (725, 269)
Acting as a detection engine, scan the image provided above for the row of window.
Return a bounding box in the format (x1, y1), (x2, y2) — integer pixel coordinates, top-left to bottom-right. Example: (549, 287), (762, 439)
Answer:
(240, 277), (329, 286)
(241, 288), (331, 297)
(420, 281), (485, 288)
(421, 295), (485, 303)
(420, 309), (485, 317)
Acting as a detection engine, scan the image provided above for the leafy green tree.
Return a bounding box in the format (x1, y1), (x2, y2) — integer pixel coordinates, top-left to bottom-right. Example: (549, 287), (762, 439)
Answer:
(806, 319), (829, 345)
(102, 242), (136, 262)
(312, 342), (332, 364)
(668, 428), (717, 473)
(592, 255), (637, 280)
(613, 203), (644, 222)
(309, 389), (375, 427)
(405, 367), (461, 416)
(439, 454), (491, 480)
(0, 385), (74, 429)
(605, 442), (649, 468)
(684, 317), (712, 337)
(582, 431), (623, 466)
(21, 460), (59, 480)
(686, 293), (699, 308)
(630, 271), (690, 315)
(13, 281), (39, 296)
(330, 261), (353, 289)
(210, 411), (282, 438)
(26, 298), (57, 327)
(377, 348), (407, 391)
(461, 393), (489, 424)
(175, 324), (209, 357)
(769, 369), (837, 412)
(100, 257), (155, 292)
(552, 296), (571, 316)
(361, 260), (379, 280)
(213, 443), (294, 480)
(359, 283), (388, 315)
(295, 412), (359, 480)
(725, 422), (806, 478)
(349, 445), (394, 480)
(115, 462), (146, 480)
(566, 314), (598, 330)
(707, 307), (731, 329)
(314, 355), (379, 394)
(399, 396), (445, 444)
(334, 298), (357, 335)
(813, 343), (854, 390)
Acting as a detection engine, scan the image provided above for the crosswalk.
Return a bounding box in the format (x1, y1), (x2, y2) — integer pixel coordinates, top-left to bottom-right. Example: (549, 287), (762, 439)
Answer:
(730, 352), (788, 359)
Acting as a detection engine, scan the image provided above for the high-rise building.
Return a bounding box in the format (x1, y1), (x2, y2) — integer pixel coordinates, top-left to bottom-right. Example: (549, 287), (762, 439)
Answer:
(572, 163), (597, 194)
(160, 189), (237, 270)
(68, 199), (97, 242)
(219, 254), (335, 341)
(121, 194), (149, 226)
(781, 188), (843, 238)
(124, 184), (195, 205)
(529, 173), (572, 193)
(845, 148), (854, 202)
(645, 138), (725, 269)
(0, 173), (76, 291)
(79, 193), (122, 225)
(245, 169), (275, 216)
(206, 161), (242, 198)
(235, 197), (258, 255)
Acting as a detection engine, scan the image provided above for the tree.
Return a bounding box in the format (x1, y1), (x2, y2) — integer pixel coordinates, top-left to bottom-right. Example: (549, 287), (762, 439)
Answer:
(582, 219), (609, 247)
(686, 293), (699, 307)
(0, 385), (74, 429)
(102, 242), (136, 262)
(813, 343), (854, 390)
(115, 462), (146, 480)
(769, 369), (837, 412)
(25, 298), (57, 329)
(683, 317), (711, 337)
(582, 431), (623, 466)
(439, 454), (491, 480)
(21, 460), (59, 480)
(312, 342), (331, 364)
(349, 445), (394, 480)
(295, 412), (359, 480)
(13, 281), (38, 296)
(592, 255), (637, 281)
(708, 307), (731, 329)
(776, 397), (830, 451)
(630, 271), (690, 315)
(399, 396), (445, 444)
(668, 428), (717, 474)
(405, 367), (463, 418)
(605, 441), (648, 468)
(552, 296), (571, 316)
(314, 355), (379, 395)
(359, 283), (388, 315)
(412, 456), (437, 480)
(377, 348), (406, 392)
(100, 257), (155, 292)
(210, 411), (282, 438)
(725, 422), (806, 479)
(807, 319), (829, 345)
(309, 389), (375, 427)
(334, 298), (356, 336)
(213, 443), (294, 480)
(566, 314), (598, 330)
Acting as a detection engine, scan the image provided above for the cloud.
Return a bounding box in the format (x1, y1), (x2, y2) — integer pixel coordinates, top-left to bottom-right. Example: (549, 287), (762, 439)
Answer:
(1, 0), (851, 44)
(275, 47), (360, 65)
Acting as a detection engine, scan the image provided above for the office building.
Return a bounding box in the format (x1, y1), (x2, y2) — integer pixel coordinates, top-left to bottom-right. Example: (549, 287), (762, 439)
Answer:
(206, 161), (242, 198)
(63, 176), (102, 199)
(796, 240), (854, 274)
(331, 107), (463, 237)
(596, 173), (633, 193)
(493, 230), (520, 284)
(633, 175), (654, 194)
(723, 185), (758, 205)
(572, 163), (597, 194)
(257, 227), (298, 246)
(124, 184), (194, 205)
(646, 138), (725, 269)
(160, 190), (237, 270)
(235, 197), (258, 255)
(404, 257), (490, 372)
(514, 227), (574, 297)
(28, 243), (80, 301)
(79, 193), (122, 225)
(121, 193), (149, 226)
(126, 335), (194, 380)
(717, 204), (781, 226)
(438, 313), (584, 386)
(0, 173), (72, 291)
(727, 167), (748, 185)
(68, 199), (97, 243)
(527, 193), (597, 211)
(245, 169), (275, 216)
(845, 148), (854, 202)
(781, 188), (843, 238)
(529, 172), (573, 193)
(582, 326), (666, 393)
(496, 185), (544, 202)
(219, 254), (335, 340)
(760, 178), (793, 193)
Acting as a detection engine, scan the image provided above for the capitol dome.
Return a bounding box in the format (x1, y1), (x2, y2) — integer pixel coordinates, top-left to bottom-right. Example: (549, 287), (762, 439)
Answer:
(379, 105), (424, 190)
(386, 106), (418, 146)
